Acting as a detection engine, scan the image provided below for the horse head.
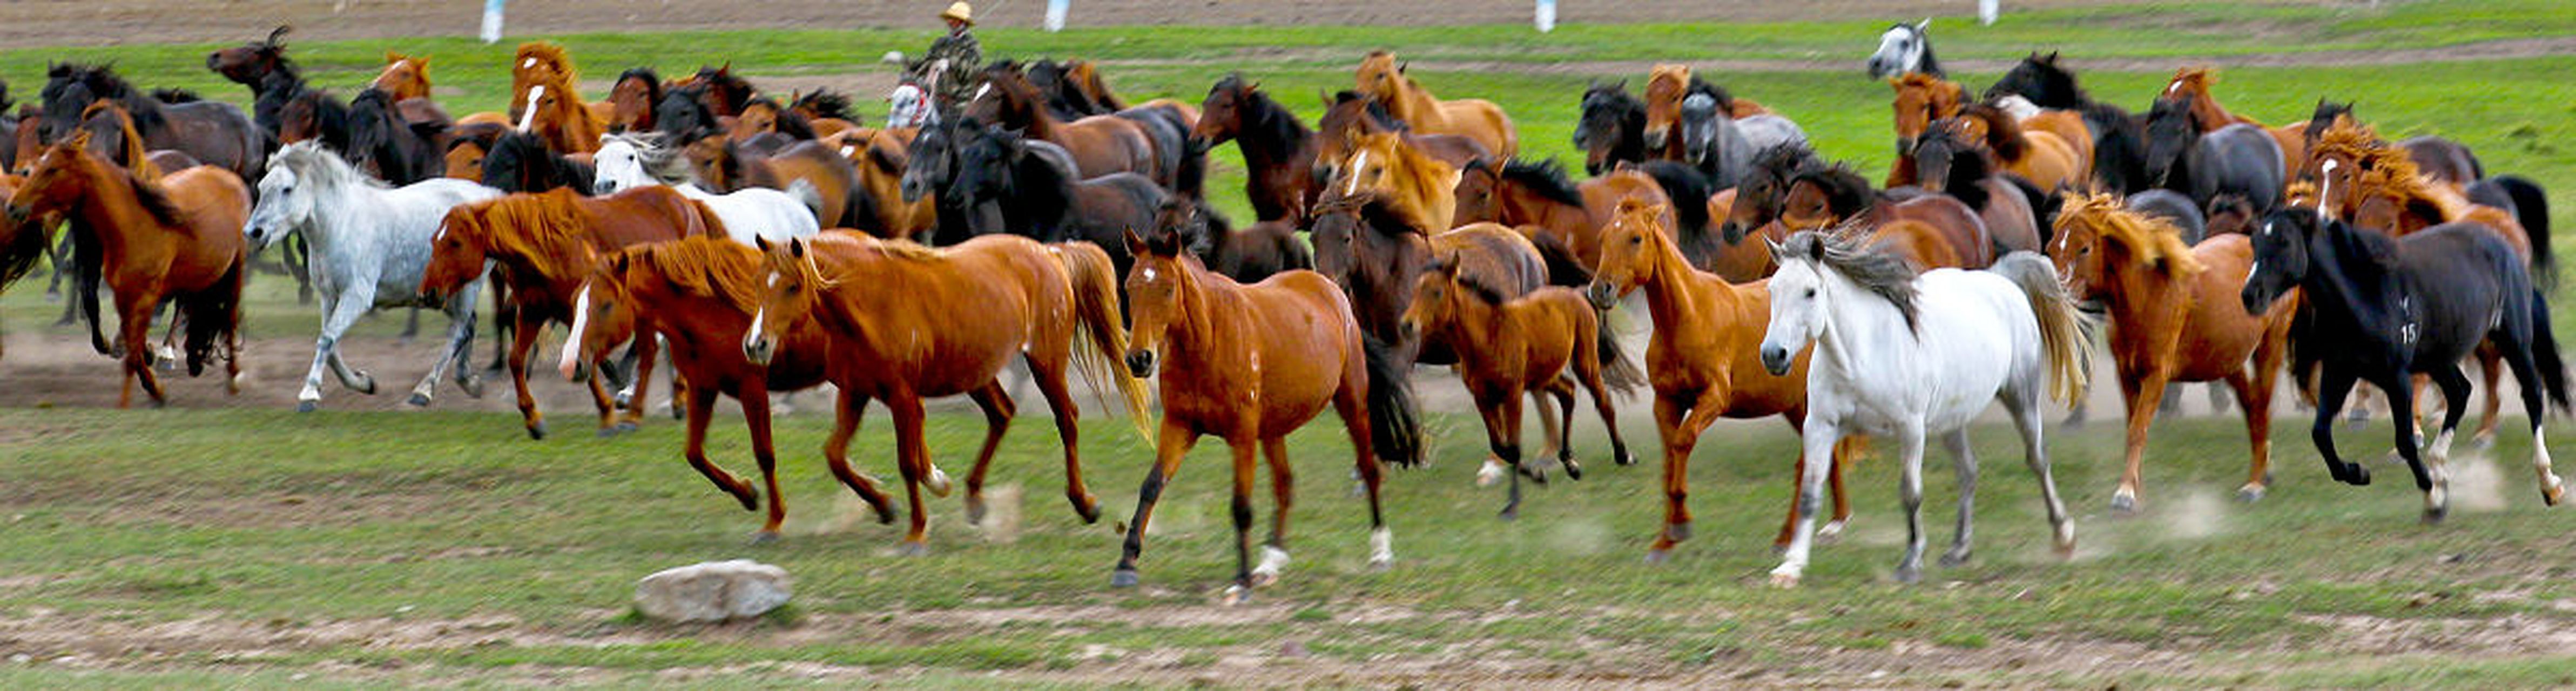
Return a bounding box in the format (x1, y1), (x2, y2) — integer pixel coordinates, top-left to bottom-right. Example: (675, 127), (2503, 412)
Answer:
(1642, 64), (1691, 149)
(1574, 80), (1640, 177)
(1587, 197), (1673, 310)
(2241, 207), (2318, 314)
(373, 52), (433, 101)
(1865, 19), (1931, 79)
(208, 25), (292, 86)
(1119, 226), (1197, 378)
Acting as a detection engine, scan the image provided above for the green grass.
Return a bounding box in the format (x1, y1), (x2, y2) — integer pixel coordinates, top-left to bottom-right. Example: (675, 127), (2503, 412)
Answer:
(6, 0), (2576, 686)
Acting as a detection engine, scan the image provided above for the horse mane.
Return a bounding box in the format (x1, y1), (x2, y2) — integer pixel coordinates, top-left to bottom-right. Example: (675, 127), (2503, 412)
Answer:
(1066, 60), (1127, 111)
(1912, 125), (1993, 209)
(516, 42), (575, 84)
(2283, 180), (2320, 209)
(631, 235), (763, 308)
(1583, 80), (1643, 118)
(473, 189), (595, 280)
(1906, 23), (1944, 76)
(1783, 228), (1919, 331)
(1498, 158), (1586, 208)
(1989, 51), (2086, 107)
(1753, 141), (1820, 174)
(151, 88), (200, 104)
(2062, 193), (2203, 275)
(746, 97), (816, 139)
(1793, 162), (1877, 219)
(792, 88), (855, 121)
(1331, 90), (1404, 131)
(273, 139), (388, 192)
(2164, 67), (2215, 100)
(78, 99), (161, 180)
(689, 65), (755, 113)
(659, 84), (720, 138)
(604, 132), (698, 185)
(1683, 77), (1734, 114)
(1446, 263), (1513, 307)
(1957, 104), (2029, 160)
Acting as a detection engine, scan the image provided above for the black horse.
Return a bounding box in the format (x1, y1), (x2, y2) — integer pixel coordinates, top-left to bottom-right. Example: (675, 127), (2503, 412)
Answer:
(1573, 80), (1646, 177)
(948, 118), (1165, 278)
(1982, 52), (2150, 195)
(898, 116), (1008, 246)
(274, 85), (353, 154)
(653, 84), (723, 143)
(347, 89), (444, 185)
(481, 130), (595, 194)
(2241, 209), (2571, 521)
(2143, 93), (2283, 214)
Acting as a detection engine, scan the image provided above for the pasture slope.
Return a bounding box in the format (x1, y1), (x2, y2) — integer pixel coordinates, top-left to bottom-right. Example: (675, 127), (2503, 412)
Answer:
(3, 1), (2576, 687)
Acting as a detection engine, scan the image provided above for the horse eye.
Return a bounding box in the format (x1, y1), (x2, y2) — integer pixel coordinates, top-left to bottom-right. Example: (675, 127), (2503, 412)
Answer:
(1804, 288), (1817, 298)
(1629, 235), (1643, 245)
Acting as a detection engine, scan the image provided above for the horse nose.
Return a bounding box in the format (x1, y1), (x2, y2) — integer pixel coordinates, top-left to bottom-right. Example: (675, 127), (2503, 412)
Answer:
(1895, 137), (1914, 154)
(743, 337), (774, 366)
(1586, 282), (1617, 310)
(1718, 220), (1745, 244)
(1124, 349), (1157, 378)
(1759, 346), (1792, 375)
(1399, 321), (1418, 341)
(3, 205), (26, 225)
(594, 180), (617, 195)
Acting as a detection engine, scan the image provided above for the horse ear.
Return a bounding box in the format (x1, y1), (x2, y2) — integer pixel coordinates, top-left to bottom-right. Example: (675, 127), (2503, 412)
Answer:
(753, 235), (772, 253)
(1916, 17), (1931, 31)
(1123, 228), (1146, 255)
(787, 237), (806, 259)
(609, 252), (630, 274)
(384, 51), (401, 64)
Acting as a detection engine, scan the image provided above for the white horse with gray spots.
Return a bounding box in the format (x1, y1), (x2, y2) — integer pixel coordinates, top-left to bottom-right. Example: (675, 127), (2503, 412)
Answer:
(244, 141), (504, 411)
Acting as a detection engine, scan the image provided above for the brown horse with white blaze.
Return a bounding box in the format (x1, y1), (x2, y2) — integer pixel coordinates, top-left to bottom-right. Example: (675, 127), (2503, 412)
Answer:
(1112, 228), (1389, 604)
(1584, 199), (1862, 558)
(2049, 194), (2296, 509)
(744, 233), (1151, 555)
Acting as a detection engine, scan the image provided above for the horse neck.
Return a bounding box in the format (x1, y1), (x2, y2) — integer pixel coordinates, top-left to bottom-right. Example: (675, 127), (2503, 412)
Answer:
(1243, 96), (1313, 168)
(2301, 225), (2397, 326)
(2190, 92), (2235, 132)
(1810, 266), (1909, 380)
(62, 166), (163, 258)
(1156, 262), (1238, 379)
(1635, 234), (1725, 333)
(1383, 80), (1434, 122)
(1437, 292), (1508, 358)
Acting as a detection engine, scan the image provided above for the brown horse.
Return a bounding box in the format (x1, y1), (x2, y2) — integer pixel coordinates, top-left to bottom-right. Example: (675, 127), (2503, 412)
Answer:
(419, 187), (725, 438)
(1887, 73), (1965, 157)
(518, 70), (606, 155)
(1111, 227), (1388, 603)
(1642, 64), (1769, 159)
(1582, 199), (1861, 557)
(508, 42), (612, 125)
(845, 130), (936, 241)
(1195, 74), (1319, 225)
(745, 233), (1150, 554)
(1944, 105), (2083, 192)
(604, 67), (662, 134)
(963, 61), (1163, 184)
(5, 133), (249, 408)
(1353, 51), (1517, 158)
(1326, 130), (1461, 235)
(2162, 67), (2307, 177)
(2049, 194), (2296, 509)
(1313, 90), (1491, 187)
(684, 137), (859, 229)
(1777, 162), (1988, 269)
(370, 51), (456, 128)
(1452, 158), (1673, 278)
(567, 237), (901, 540)
(1404, 257), (1638, 518)
(787, 89), (864, 138)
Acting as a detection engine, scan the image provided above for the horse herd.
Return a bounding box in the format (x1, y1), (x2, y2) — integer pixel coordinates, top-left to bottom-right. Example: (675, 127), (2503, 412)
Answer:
(0, 22), (2562, 600)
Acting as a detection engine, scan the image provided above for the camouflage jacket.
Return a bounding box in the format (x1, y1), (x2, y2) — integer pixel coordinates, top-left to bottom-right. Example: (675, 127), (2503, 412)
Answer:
(910, 30), (982, 106)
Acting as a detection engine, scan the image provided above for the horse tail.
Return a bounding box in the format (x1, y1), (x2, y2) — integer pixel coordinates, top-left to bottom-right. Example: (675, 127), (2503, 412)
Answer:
(1363, 333), (1423, 467)
(2494, 174), (2553, 288)
(1592, 307), (1646, 398)
(785, 179), (827, 222)
(2530, 289), (2572, 412)
(1992, 252), (2093, 404)
(1054, 240), (1155, 442)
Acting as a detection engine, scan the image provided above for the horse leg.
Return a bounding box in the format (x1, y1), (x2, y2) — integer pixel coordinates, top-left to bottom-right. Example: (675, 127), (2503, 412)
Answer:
(1573, 354), (1633, 468)
(399, 306), (423, 344)
(960, 382), (1018, 526)
(414, 293), (482, 405)
(582, 353), (618, 436)
(2472, 346), (2504, 448)
(2004, 377), (2076, 559)
(2497, 334), (2566, 505)
(2379, 371), (2440, 524)
(1481, 394), (1525, 521)
(1253, 436), (1295, 589)
(322, 286), (381, 398)
(1222, 436), (1262, 605)
(1939, 428), (1980, 568)
(2226, 370), (2272, 501)
(2425, 366), (2476, 524)
(484, 282), (515, 375)
(1530, 388), (1566, 471)
(1111, 420), (1198, 588)
(116, 288), (165, 408)
(2113, 367), (2170, 513)
(821, 389), (896, 523)
(1653, 394), (1716, 561)
(1770, 417), (1844, 588)
(286, 233), (313, 304)
(887, 392), (935, 555)
(296, 291), (346, 412)
(609, 335), (660, 433)
(1891, 421), (1931, 584)
(1024, 353), (1102, 523)
(681, 382), (758, 511)
(2312, 367), (2366, 485)
(507, 307), (547, 439)
(739, 382), (791, 542)
(1545, 376), (1582, 480)
(1331, 367), (1393, 572)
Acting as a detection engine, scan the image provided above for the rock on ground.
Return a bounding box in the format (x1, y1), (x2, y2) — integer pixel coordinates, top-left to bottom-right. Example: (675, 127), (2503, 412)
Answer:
(633, 560), (793, 624)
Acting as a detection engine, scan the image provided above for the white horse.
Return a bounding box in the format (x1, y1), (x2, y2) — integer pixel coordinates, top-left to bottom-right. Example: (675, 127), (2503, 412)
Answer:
(1864, 19), (1941, 79)
(244, 141), (504, 411)
(592, 133), (823, 245)
(1757, 231), (2088, 587)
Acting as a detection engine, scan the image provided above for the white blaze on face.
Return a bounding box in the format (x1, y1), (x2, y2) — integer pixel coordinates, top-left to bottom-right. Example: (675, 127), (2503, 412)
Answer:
(2166, 80), (2181, 96)
(516, 85), (547, 132)
(1343, 151), (1372, 196)
(1140, 266), (1157, 283)
(975, 83), (991, 100)
(559, 286), (592, 380)
(522, 57), (537, 70)
(2316, 159), (2339, 220)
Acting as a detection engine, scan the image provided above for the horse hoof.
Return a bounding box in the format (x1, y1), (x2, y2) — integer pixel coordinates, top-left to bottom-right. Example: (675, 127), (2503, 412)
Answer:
(894, 541), (929, 558)
(1250, 572), (1278, 588)
(873, 507), (898, 525)
(1664, 521), (1692, 543)
(1769, 571), (1802, 589)
(1220, 585), (1251, 607)
(2422, 505), (2449, 525)
(2347, 465), (2372, 486)
(1894, 565), (1921, 584)
(1614, 448), (1636, 466)
(1075, 496), (1102, 525)
(355, 375), (377, 396)
(1939, 551), (1971, 568)
(2109, 492), (2138, 514)
(459, 377), (486, 399)
(596, 426), (621, 439)
(926, 468), (953, 498)
(406, 392), (431, 408)
(965, 498), (988, 527)
(1475, 462), (1503, 487)
(1368, 557), (1393, 573)
(1817, 520), (1846, 544)
(295, 400), (318, 414)
(1498, 506), (1519, 521)
(1644, 548), (1672, 565)
(1110, 569), (1141, 588)
(748, 531), (779, 546)
(616, 421), (639, 435)
(614, 390), (633, 408)
(1562, 460), (1583, 482)
(2236, 485), (2267, 503)
(527, 423), (548, 441)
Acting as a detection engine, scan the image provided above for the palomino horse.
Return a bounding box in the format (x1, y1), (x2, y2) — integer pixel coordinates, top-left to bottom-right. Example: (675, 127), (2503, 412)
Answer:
(244, 141), (501, 412)
(2243, 208), (2570, 522)
(1405, 255), (1640, 519)
(1111, 228), (1390, 604)
(1325, 130), (1460, 236)
(963, 61), (1165, 185)
(1760, 232), (2087, 586)
(1196, 73), (1319, 225)
(1352, 51), (1517, 158)
(1586, 199), (1862, 555)
(419, 186), (726, 438)
(744, 233), (1151, 554)
(2048, 194), (2295, 510)
(6, 133), (251, 408)
(1313, 90), (1491, 186)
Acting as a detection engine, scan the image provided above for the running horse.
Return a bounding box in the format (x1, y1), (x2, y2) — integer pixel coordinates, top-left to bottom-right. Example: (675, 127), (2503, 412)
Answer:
(2159, 67), (2307, 178)
(507, 42), (616, 127)
(1325, 130), (1460, 236)
(1110, 227), (1391, 605)
(1313, 90), (1492, 186)
(743, 233), (1151, 555)
(962, 60), (1166, 185)
(1352, 50), (1518, 159)
(1899, 121), (2047, 253)
(1770, 160), (1988, 270)
(2047, 194), (2296, 510)
(1640, 64), (1769, 157)
(5, 132), (251, 408)
(419, 186), (727, 438)
(516, 70), (606, 155)
(1450, 157), (1697, 280)
(1573, 80), (1648, 176)
(603, 67), (663, 134)
(375, 52), (471, 128)
(1585, 199), (1864, 557)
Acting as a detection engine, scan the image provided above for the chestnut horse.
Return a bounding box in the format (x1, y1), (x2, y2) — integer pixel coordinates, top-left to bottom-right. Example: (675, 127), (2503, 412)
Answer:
(1451, 158), (1689, 281)
(5, 133), (249, 408)
(2161, 67), (2308, 178)
(963, 61), (1164, 185)
(1776, 161), (1986, 269)
(1353, 51), (1517, 158)
(1583, 199), (1861, 557)
(788, 89), (863, 137)
(744, 233), (1151, 554)
(1944, 105), (2083, 192)
(683, 137), (859, 229)
(1642, 64), (1768, 155)
(517, 70), (606, 155)
(2049, 194), (2295, 509)
(370, 52), (458, 128)
(1404, 256), (1639, 519)
(604, 67), (662, 134)
(508, 42), (615, 126)
(419, 187), (726, 438)
(1886, 73), (1965, 161)
(1111, 228), (1388, 604)
(845, 128), (936, 241)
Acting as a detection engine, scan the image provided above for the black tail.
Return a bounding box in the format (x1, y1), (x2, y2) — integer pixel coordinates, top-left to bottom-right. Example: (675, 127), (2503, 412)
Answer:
(2000, 172), (2061, 247)
(2498, 174), (2553, 288)
(1522, 227), (1592, 287)
(2532, 290), (2571, 411)
(1361, 334), (1422, 467)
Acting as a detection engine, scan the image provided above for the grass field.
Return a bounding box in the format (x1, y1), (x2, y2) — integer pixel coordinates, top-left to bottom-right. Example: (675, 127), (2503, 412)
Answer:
(6, 1), (2576, 687)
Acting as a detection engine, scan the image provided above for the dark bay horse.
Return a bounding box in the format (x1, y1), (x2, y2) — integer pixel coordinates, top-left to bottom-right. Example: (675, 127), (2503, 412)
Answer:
(1111, 228), (1388, 604)
(1902, 123), (2047, 253)
(346, 89), (444, 185)
(41, 63), (266, 187)
(481, 130), (595, 194)
(963, 61), (1168, 186)
(2243, 209), (2571, 522)
(2144, 93), (2284, 214)
(1574, 80), (1648, 176)
(744, 233), (1151, 554)
(1195, 73), (1318, 225)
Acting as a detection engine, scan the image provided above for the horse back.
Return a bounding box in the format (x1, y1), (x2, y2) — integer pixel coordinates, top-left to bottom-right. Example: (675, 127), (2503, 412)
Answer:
(586, 186), (711, 248)
(164, 166), (252, 243)
(1434, 223), (1549, 295)
(1884, 194), (1994, 267)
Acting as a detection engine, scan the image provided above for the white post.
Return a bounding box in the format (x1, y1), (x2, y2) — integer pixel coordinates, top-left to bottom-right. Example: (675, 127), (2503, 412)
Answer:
(1979, 0), (1999, 26)
(481, 0), (507, 44)
(1534, 0), (1557, 32)
(1046, 0), (1071, 32)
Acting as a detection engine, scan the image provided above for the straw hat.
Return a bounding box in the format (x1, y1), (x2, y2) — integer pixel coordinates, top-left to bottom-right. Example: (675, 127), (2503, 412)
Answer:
(940, 2), (974, 25)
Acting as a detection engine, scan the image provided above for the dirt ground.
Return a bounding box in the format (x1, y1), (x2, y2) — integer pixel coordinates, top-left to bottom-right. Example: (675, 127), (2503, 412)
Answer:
(0, 0), (2354, 49)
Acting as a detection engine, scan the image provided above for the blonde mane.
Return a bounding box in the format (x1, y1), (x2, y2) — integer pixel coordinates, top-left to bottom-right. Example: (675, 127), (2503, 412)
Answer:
(632, 236), (765, 309)
(78, 99), (163, 181)
(463, 190), (598, 281)
(2059, 193), (2203, 275)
